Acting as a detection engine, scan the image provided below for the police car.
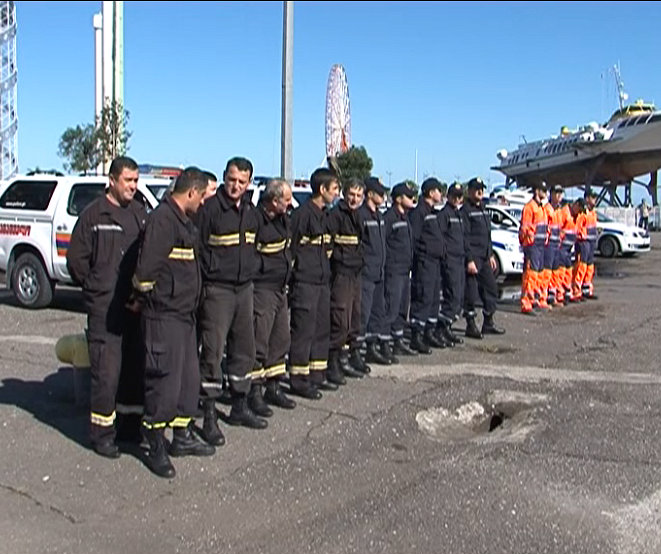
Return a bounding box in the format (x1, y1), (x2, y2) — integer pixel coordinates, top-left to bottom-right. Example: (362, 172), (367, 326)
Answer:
(595, 211), (651, 258)
(0, 174), (169, 308)
(485, 205), (524, 277)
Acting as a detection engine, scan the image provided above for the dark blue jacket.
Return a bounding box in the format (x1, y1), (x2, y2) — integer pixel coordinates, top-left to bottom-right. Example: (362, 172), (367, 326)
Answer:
(358, 203), (386, 282)
(384, 206), (413, 275)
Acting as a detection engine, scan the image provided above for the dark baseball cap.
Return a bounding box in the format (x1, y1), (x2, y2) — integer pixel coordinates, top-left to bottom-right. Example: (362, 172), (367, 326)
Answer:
(531, 182), (548, 192)
(584, 187), (598, 198)
(551, 184), (564, 193)
(365, 176), (387, 196)
(421, 177), (443, 195)
(466, 177), (486, 190)
(391, 182), (416, 199)
(447, 182), (464, 198)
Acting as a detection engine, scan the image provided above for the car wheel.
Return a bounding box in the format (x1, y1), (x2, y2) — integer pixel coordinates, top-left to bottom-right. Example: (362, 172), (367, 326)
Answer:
(599, 235), (619, 258)
(11, 252), (54, 308)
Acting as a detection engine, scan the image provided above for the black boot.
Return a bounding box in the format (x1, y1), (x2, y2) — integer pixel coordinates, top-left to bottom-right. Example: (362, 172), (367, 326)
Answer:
(424, 325), (447, 349)
(315, 369), (339, 391)
(92, 439), (121, 459)
(465, 316), (483, 339)
(380, 340), (399, 364)
(438, 321), (463, 345)
(392, 337), (418, 356)
(170, 424), (216, 457)
(289, 375), (322, 400)
(410, 327), (432, 354)
(339, 349), (365, 378)
(227, 395), (268, 429)
(248, 383), (274, 418)
(366, 341), (391, 365)
(482, 313), (506, 335)
(327, 351), (348, 385)
(264, 378), (296, 409)
(200, 399), (225, 446)
(143, 427), (176, 479)
(433, 326), (453, 348)
(349, 347), (371, 374)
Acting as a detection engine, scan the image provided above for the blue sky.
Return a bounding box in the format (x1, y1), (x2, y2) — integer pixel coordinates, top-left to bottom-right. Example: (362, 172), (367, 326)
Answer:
(15, 1), (661, 192)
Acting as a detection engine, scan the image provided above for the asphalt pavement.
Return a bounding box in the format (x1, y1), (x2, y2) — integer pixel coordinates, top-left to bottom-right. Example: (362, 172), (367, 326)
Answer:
(1, 245), (660, 554)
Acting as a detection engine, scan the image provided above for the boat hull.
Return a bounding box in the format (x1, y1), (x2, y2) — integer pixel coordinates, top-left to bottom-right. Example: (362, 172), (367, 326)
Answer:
(494, 116), (661, 186)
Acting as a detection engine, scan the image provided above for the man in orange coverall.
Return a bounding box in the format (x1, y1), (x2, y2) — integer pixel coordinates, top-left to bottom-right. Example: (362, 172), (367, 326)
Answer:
(543, 185), (564, 306)
(519, 182), (548, 314)
(573, 189), (599, 300)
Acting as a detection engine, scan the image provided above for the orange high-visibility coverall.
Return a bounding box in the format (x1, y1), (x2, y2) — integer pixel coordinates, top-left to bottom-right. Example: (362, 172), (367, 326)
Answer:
(519, 199), (547, 313)
(555, 204), (576, 303)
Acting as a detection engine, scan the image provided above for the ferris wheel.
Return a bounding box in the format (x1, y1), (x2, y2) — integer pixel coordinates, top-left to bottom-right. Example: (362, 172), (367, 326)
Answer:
(325, 64), (351, 160)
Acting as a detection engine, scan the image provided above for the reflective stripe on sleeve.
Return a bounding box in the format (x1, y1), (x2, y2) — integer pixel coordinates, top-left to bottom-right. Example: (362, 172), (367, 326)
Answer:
(168, 247), (195, 260)
(209, 233), (240, 246)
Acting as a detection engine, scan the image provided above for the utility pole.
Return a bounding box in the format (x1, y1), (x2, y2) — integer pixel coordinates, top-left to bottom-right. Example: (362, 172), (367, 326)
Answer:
(386, 170), (392, 187)
(414, 149), (418, 184)
(281, 1), (294, 183)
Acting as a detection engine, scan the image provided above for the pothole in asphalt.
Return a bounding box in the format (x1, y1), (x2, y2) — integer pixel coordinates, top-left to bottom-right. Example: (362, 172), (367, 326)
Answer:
(416, 390), (548, 444)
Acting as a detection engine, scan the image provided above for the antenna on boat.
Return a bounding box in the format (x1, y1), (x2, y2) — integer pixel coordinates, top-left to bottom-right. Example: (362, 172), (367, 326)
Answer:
(613, 62), (628, 110)
(520, 134), (527, 144)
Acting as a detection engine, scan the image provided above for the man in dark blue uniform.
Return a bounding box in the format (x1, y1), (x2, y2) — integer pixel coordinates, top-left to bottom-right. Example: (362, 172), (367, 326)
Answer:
(437, 182), (468, 345)
(357, 177), (392, 365)
(461, 177), (505, 338)
(408, 177), (447, 353)
(383, 182), (417, 356)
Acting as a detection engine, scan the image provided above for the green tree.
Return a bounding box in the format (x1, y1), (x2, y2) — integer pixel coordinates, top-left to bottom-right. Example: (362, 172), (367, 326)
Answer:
(96, 100), (131, 165)
(57, 124), (101, 175)
(332, 145), (373, 184)
(57, 100), (132, 175)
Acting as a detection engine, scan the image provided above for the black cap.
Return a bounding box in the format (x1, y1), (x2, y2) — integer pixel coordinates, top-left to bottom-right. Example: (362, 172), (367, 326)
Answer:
(365, 176), (387, 196)
(551, 184), (564, 193)
(466, 177), (486, 190)
(531, 182), (548, 191)
(391, 182), (416, 199)
(584, 187), (598, 198)
(421, 177), (443, 195)
(447, 182), (464, 198)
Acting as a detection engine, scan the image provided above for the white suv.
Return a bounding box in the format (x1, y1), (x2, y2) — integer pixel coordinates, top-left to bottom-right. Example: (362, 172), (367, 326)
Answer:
(0, 174), (169, 308)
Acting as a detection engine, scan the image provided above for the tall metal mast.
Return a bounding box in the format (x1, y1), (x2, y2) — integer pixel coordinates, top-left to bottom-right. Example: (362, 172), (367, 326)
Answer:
(281, 1), (293, 183)
(613, 62), (628, 111)
(0, 0), (18, 179)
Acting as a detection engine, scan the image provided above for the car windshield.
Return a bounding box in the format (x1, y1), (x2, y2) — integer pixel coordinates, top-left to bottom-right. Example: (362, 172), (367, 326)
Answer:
(597, 212), (614, 222)
(147, 184), (169, 200)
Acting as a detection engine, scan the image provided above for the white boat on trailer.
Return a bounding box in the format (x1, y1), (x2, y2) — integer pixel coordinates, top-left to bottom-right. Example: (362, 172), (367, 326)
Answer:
(492, 67), (661, 190)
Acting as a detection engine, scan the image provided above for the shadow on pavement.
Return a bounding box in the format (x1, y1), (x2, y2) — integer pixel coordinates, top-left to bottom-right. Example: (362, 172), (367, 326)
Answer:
(0, 367), (148, 462)
(0, 367), (88, 447)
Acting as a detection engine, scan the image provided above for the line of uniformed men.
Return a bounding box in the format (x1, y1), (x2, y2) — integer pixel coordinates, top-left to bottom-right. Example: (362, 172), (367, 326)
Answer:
(68, 156), (507, 479)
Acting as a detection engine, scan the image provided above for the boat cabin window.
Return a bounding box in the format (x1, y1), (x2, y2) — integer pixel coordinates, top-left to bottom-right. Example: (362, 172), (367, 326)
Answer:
(649, 114), (661, 124)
